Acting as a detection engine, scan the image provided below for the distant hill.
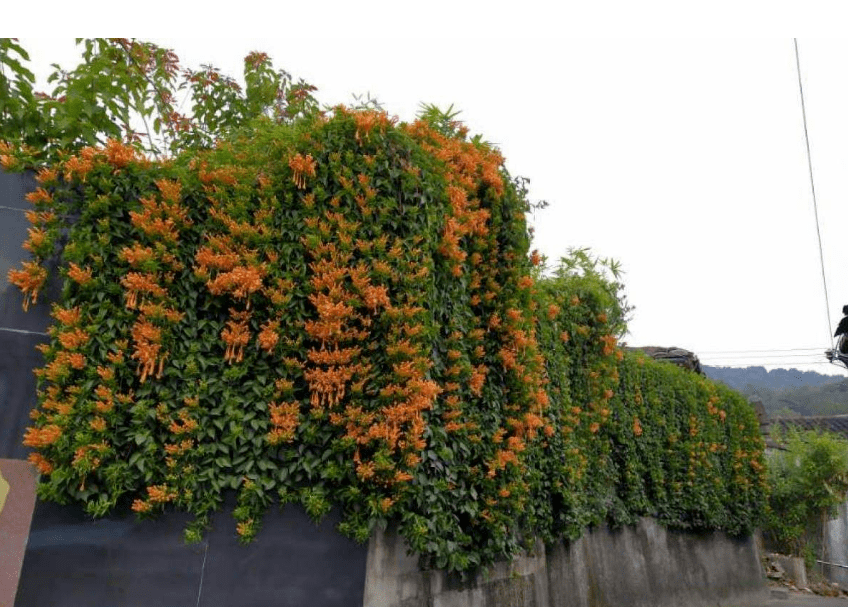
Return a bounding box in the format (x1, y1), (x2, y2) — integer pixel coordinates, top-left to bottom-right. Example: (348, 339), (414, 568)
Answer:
(703, 365), (848, 418)
(703, 366), (842, 392)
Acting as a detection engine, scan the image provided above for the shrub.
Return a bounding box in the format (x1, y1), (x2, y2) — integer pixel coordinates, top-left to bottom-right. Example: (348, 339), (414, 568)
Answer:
(764, 428), (848, 562)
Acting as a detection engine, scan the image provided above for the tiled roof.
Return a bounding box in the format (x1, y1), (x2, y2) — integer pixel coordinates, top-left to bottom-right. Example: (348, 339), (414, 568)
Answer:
(774, 415), (848, 440)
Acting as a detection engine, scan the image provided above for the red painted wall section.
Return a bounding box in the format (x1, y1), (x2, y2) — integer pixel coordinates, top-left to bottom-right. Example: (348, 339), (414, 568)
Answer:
(0, 459), (37, 607)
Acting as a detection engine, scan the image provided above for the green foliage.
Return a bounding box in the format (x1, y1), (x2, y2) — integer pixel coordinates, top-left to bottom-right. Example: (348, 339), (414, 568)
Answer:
(533, 258), (766, 541)
(536, 247), (632, 339)
(764, 428), (848, 557)
(0, 38), (318, 163)
(4, 39), (767, 574)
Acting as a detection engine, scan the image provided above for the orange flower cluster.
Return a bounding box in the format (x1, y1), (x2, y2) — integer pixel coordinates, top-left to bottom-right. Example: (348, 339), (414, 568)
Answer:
(258, 319), (280, 353)
(350, 108), (396, 144)
(104, 139), (138, 168)
(22, 226), (47, 253)
(131, 319), (164, 382)
(222, 309), (251, 363)
(129, 184), (190, 245)
(7, 260), (47, 311)
(207, 265), (265, 301)
(34, 166), (58, 186)
(146, 484), (178, 504)
(25, 187), (53, 206)
(120, 243), (156, 267)
(288, 153), (316, 189)
(22, 424), (62, 448)
(27, 452), (54, 474)
(72, 442), (109, 473)
(63, 147), (96, 181)
(168, 409), (199, 435)
(36, 350), (86, 383)
(67, 263), (94, 286)
(57, 328), (90, 351)
(267, 401), (300, 445)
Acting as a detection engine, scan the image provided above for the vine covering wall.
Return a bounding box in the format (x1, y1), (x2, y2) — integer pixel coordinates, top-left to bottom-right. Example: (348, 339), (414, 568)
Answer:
(2, 107), (766, 573)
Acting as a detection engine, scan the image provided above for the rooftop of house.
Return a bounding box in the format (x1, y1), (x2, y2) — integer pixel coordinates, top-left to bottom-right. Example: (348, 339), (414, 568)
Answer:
(772, 415), (848, 441)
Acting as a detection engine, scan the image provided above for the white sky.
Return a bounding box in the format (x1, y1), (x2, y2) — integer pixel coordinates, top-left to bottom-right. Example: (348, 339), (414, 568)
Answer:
(12, 34), (848, 376)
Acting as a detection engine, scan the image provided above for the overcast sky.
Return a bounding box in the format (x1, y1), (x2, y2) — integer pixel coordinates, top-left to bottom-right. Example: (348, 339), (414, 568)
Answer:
(15, 36), (848, 376)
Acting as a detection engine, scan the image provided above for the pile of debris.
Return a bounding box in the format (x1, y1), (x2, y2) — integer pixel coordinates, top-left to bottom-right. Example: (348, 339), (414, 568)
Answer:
(762, 553), (847, 598)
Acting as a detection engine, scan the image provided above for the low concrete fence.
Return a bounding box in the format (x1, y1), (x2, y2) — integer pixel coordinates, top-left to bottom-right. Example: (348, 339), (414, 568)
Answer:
(364, 518), (766, 607)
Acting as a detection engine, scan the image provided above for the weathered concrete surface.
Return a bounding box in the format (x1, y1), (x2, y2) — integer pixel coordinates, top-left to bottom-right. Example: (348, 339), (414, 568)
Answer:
(770, 554), (809, 589)
(363, 526), (550, 607)
(364, 518), (767, 607)
(546, 518), (766, 607)
(824, 500), (848, 588)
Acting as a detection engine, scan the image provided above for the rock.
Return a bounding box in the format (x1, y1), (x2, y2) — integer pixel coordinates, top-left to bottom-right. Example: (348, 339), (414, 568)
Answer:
(770, 587), (789, 599)
(627, 346), (704, 375)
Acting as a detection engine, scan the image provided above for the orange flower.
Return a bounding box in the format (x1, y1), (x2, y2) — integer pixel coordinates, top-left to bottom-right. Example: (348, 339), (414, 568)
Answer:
(22, 424), (62, 448)
(146, 484), (177, 504)
(27, 452), (54, 474)
(67, 263), (93, 286)
(35, 167), (58, 185)
(22, 226), (48, 252)
(207, 265), (265, 300)
(258, 320), (280, 353)
(25, 187), (54, 206)
(267, 401), (300, 443)
(8, 261), (48, 311)
(221, 311), (251, 363)
(236, 519), (255, 538)
(132, 499), (152, 513)
(288, 153), (316, 189)
(120, 244), (156, 267)
(63, 153), (94, 181)
(58, 328), (89, 350)
(105, 139), (137, 168)
(52, 305), (82, 326)
(155, 178), (182, 202)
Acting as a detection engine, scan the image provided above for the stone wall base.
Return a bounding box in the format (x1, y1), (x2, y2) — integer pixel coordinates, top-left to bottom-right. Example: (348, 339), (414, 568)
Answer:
(363, 518), (767, 607)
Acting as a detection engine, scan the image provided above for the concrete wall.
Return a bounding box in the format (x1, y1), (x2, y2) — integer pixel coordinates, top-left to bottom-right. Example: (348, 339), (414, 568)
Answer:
(363, 518), (767, 607)
(825, 500), (848, 587)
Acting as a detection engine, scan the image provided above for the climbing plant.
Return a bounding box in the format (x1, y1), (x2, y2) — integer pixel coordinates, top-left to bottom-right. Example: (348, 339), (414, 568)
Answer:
(2, 39), (767, 573)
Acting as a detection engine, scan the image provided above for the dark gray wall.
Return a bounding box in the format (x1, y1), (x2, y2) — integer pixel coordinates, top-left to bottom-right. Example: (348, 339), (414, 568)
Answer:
(0, 169), (52, 460)
(15, 500), (367, 607)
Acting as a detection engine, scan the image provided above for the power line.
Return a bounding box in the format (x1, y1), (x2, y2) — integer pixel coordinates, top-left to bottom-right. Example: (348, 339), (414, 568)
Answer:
(794, 38), (835, 351)
(698, 348), (825, 360)
(698, 347), (824, 355)
(707, 361), (841, 368)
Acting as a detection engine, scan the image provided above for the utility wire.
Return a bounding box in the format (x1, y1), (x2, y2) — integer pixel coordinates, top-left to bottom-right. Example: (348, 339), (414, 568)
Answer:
(794, 38), (835, 351)
(698, 347), (824, 355)
(701, 355), (827, 361)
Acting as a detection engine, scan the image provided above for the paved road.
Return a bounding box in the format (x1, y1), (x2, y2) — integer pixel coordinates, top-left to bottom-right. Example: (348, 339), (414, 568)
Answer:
(736, 589), (848, 607)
